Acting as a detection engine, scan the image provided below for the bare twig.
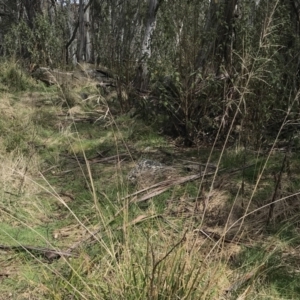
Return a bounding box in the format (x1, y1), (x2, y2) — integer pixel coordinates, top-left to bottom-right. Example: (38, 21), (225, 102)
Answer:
(0, 244), (77, 261)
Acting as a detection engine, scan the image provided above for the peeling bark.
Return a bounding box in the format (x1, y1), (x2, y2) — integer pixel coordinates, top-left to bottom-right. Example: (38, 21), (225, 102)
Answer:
(135, 0), (163, 90)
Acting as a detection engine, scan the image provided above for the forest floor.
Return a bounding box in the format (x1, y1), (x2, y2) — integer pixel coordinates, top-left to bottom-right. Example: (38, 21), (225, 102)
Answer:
(1, 67), (300, 299)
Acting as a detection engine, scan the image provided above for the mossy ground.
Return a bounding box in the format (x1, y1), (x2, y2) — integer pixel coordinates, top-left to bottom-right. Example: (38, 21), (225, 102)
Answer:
(1, 63), (300, 299)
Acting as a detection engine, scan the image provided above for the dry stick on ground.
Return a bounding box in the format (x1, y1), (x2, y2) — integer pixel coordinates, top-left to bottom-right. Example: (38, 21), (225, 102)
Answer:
(196, 228), (251, 247)
(123, 173), (215, 202)
(125, 164), (256, 203)
(59, 152), (129, 164)
(0, 244), (76, 261)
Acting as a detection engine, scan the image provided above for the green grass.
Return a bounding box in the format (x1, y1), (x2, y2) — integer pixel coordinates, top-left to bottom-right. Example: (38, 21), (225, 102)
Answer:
(2, 63), (300, 299)
(231, 243), (300, 299)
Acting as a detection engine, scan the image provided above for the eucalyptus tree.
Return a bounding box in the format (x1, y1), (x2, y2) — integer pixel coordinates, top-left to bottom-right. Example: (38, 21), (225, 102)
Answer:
(134, 0), (164, 90)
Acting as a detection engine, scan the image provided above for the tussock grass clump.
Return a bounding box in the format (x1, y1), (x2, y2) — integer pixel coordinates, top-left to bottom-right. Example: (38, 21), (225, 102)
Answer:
(58, 84), (81, 108)
(0, 60), (38, 92)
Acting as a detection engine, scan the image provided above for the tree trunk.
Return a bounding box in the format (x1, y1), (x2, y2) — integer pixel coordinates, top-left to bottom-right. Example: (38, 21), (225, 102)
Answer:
(84, 3), (91, 62)
(77, 0), (85, 62)
(196, 0), (238, 76)
(77, 0), (92, 63)
(135, 0), (163, 90)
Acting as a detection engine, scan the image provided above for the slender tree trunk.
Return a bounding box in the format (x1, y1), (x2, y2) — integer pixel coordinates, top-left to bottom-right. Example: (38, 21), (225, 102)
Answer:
(77, 0), (85, 62)
(135, 0), (163, 90)
(196, 0), (238, 76)
(65, 1), (77, 65)
(84, 3), (91, 62)
(77, 0), (92, 63)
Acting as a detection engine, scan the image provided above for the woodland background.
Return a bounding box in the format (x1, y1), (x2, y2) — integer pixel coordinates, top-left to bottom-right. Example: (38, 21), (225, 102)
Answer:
(1, 1), (300, 299)
(1, 0), (300, 146)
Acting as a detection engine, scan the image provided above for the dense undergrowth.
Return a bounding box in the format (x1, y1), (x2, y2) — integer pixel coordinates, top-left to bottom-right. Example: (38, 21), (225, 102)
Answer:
(1, 62), (300, 299)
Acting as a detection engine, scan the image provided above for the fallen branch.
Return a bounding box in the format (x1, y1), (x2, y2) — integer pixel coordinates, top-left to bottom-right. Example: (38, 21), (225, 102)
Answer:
(59, 153), (129, 164)
(127, 172), (215, 203)
(0, 244), (77, 261)
(124, 163), (256, 203)
(195, 228), (249, 246)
